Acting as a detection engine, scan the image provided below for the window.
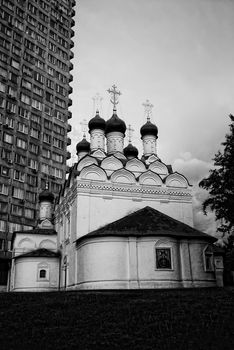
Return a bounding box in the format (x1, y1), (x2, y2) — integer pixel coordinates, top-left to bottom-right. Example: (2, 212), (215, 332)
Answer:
(25, 208), (35, 219)
(0, 82), (6, 93)
(42, 148), (51, 159)
(15, 153), (26, 166)
(18, 122), (29, 134)
(3, 133), (13, 144)
(55, 97), (66, 108)
(26, 191), (36, 202)
(6, 101), (16, 113)
(31, 113), (41, 123)
(19, 106), (30, 119)
(21, 93), (31, 105)
(27, 174), (37, 187)
(30, 128), (40, 139)
(44, 119), (52, 129)
(12, 45), (21, 56)
(41, 163), (50, 175)
(44, 106), (53, 116)
(0, 67), (8, 78)
(0, 184), (8, 196)
(12, 187), (24, 199)
(0, 202), (8, 213)
(43, 133), (51, 144)
(0, 97), (6, 109)
(14, 18), (24, 31)
(156, 248), (172, 269)
(0, 220), (6, 232)
(11, 204), (23, 216)
(53, 138), (64, 149)
(8, 86), (17, 98)
(8, 222), (22, 233)
(51, 167), (63, 179)
(28, 159), (38, 170)
(14, 170), (25, 182)
(13, 32), (22, 44)
(5, 116), (14, 128)
(29, 143), (39, 154)
(22, 65), (33, 77)
(1, 166), (10, 177)
(22, 79), (32, 90)
(11, 59), (20, 70)
(32, 98), (42, 111)
(34, 72), (45, 84)
(35, 59), (45, 70)
(204, 246), (214, 272)
(52, 152), (63, 163)
(39, 269), (46, 278)
(16, 138), (27, 149)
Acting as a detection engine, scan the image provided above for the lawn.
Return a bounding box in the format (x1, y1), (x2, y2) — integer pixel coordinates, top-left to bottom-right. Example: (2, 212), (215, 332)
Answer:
(1, 288), (234, 350)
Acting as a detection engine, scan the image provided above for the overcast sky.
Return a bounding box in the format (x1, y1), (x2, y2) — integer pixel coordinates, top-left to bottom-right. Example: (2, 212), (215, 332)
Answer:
(69, 0), (234, 234)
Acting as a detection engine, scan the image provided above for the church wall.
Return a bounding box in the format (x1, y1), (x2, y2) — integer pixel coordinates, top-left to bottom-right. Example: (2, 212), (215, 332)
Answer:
(13, 234), (57, 257)
(75, 238), (129, 289)
(74, 236), (218, 290)
(74, 192), (193, 239)
(12, 257), (59, 292)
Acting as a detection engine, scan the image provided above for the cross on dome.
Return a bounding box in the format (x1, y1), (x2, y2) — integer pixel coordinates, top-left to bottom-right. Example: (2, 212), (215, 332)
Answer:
(127, 124), (134, 143)
(107, 84), (121, 111)
(92, 93), (103, 114)
(80, 118), (88, 137)
(142, 99), (154, 122)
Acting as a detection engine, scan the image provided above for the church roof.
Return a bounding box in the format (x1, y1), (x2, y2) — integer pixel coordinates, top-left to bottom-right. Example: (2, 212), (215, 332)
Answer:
(76, 206), (216, 245)
(14, 248), (60, 259)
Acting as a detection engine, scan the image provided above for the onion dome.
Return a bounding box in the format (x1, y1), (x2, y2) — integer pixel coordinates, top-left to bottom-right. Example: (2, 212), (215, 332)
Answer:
(39, 189), (54, 203)
(88, 110), (106, 132)
(76, 137), (90, 154)
(105, 109), (126, 135)
(124, 143), (139, 158)
(140, 121), (158, 138)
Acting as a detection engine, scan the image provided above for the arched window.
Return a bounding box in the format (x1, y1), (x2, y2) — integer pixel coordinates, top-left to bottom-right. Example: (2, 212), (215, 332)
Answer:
(39, 269), (46, 278)
(156, 248), (172, 269)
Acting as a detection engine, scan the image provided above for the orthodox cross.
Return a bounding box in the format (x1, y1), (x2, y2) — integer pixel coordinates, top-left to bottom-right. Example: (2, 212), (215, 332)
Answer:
(142, 99), (154, 122)
(92, 93), (103, 114)
(107, 84), (121, 110)
(127, 124), (134, 143)
(80, 118), (88, 137)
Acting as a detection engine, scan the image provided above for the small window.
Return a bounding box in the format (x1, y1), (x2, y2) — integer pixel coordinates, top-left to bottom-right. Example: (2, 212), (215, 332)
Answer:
(204, 246), (214, 272)
(156, 248), (172, 269)
(39, 269), (46, 278)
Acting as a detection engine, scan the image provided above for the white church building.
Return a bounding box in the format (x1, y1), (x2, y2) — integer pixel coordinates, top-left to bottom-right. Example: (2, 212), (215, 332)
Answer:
(9, 86), (224, 291)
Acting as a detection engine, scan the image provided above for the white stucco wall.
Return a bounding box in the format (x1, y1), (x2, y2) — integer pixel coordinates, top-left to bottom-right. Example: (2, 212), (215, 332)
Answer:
(13, 234), (57, 257)
(73, 236), (218, 290)
(11, 257), (59, 292)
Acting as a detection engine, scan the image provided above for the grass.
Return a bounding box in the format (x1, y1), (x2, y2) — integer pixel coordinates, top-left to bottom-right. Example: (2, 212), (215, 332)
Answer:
(1, 288), (234, 350)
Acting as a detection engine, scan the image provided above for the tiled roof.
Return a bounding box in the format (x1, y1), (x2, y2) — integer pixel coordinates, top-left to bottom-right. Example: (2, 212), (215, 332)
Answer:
(76, 206), (216, 245)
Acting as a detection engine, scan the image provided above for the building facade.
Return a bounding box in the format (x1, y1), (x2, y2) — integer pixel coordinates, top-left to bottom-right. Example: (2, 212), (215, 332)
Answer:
(0, 0), (75, 289)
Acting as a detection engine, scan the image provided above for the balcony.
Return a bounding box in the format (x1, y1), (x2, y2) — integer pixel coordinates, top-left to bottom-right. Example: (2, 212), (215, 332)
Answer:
(70, 29), (75, 38)
(67, 137), (71, 146)
(72, 0), (76, 7)
(68, 98), (72, 107)
(71, 9), (75, 17)
(67, 124), (72, 132)
(69, 74), (73, 83)
(71, 18), (75, 27)
(69, 62), (74, 71)
(70, 51), (74, 59)
(66, 151), (71, 160)
(67, 111), (72, 119)
(68, 86), (73, 94)
(70, 40), (74, 48)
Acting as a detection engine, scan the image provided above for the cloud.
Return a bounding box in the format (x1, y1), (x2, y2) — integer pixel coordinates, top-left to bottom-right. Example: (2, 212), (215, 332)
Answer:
(172, 152), (218, 236)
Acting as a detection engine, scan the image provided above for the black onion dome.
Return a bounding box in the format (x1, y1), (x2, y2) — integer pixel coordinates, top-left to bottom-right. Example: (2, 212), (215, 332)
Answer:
(124, 143), (139, 158)
(39, 189), (54, 203)
(105, 111), (126, 135)
(88, 111), (106, 132)
(140, 121), (158, 138)
(76, 137), (90, 154)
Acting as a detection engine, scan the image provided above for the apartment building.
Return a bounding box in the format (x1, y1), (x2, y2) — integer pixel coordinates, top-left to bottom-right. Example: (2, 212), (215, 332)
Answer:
(0, 0), (75, 288)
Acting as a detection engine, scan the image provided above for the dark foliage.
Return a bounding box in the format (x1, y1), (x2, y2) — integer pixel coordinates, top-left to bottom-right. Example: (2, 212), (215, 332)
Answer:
(199, 114), (234, 234)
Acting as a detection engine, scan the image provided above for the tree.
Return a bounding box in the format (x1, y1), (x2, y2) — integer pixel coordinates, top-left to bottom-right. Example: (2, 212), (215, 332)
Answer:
(199, 114), (234, 236)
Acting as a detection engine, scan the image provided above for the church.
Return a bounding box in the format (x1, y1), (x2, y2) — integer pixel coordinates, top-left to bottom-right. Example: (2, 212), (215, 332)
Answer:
(9, 86), (224, 291)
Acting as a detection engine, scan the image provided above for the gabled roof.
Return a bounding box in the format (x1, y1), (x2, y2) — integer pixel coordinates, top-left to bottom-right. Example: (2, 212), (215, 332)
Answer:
(76, 206), (216, 245)
(14, 248), (60, 259)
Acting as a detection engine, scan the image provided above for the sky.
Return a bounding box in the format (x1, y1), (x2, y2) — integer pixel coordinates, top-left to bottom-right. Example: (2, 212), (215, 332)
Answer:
(68, 0), (234, 235)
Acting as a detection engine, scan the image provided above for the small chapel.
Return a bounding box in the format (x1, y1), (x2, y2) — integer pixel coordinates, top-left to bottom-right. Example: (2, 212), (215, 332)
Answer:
(9, 86), (224, 291)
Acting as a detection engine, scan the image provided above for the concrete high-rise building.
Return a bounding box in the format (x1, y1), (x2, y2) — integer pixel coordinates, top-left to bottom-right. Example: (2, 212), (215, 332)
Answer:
(0, 0), (76, 289)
